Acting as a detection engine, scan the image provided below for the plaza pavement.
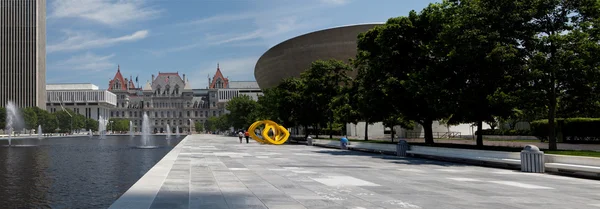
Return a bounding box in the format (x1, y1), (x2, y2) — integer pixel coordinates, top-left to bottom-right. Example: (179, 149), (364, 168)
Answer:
(111, 134), (600, 209)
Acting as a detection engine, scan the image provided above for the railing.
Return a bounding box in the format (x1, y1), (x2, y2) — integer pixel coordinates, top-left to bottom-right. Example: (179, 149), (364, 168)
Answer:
(404, 131), (461, 139)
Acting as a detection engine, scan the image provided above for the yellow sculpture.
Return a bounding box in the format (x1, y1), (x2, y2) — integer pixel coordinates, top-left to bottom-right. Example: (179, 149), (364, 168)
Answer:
(248, 120), (290, 145)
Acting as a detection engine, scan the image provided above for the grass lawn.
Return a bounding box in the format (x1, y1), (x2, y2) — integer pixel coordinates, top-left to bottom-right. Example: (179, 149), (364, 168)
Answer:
(313, 137), (600, 157)
(441, 137), (541, 143)
(544, 150), (600, 158)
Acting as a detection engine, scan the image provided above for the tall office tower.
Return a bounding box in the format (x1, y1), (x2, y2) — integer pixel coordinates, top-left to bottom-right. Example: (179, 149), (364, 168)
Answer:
(0, 0), (46, 109)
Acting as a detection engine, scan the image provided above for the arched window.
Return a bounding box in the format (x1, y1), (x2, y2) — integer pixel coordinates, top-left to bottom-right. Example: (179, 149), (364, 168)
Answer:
(155, 85), (162, 96)
(174, 85), (180, 95)
(164, 85), (170, 95)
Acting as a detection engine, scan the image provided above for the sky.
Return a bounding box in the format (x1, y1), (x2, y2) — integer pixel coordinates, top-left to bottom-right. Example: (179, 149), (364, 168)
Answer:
(46, 0), (439, 89)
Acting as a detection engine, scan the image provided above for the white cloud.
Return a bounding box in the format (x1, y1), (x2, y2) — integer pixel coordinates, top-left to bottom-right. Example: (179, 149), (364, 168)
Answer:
(49, 0), (160, 26)
(161, 2), (340, 53)
(48, 30), (149, 53)
(320, 0), (350, 5)
(189, 56), (260, 89)
(50, 52), (116, 72)
(178, 12), (255, 26)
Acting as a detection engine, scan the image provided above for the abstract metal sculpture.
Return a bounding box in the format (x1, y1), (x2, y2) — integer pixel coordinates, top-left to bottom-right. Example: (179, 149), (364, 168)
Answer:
(248, 120), (290, 145)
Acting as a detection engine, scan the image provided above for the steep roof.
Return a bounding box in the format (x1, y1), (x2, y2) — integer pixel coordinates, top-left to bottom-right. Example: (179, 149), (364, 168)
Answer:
(128, 75), (136, 89)
(209, 63), (229, 89)
(108, 65), (127, 90)
(143, 80), (152, 91)
(184, 78), (192, 90)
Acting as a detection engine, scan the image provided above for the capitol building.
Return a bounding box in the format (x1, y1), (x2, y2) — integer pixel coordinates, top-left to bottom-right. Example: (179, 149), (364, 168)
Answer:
(45, 65), (262, 133)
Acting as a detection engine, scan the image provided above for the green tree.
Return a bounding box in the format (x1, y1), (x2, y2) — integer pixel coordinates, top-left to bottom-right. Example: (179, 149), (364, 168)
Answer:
(41, 112), (58, 134)
(301, 59), (353, 139)
(332, 82), (361, 136)
(442, 0), (531, 147)
(255, 88), (282, 122)
(226, 95), (259, 130)
(523, 0), (600, 150)
(355, 3), (455, 144)
(276, 78), (312, 135)
(109, 118), (130, 132)
(73, 114), (86, 131)
(195, 121), (204, 132)
(216, 114), (231, 132)
(205, 116), (219, 132)
(382, 114), (414, 141)
(353, 62), (390, 141)
(55, 110), (75, 133)
(22, 107), (38, 132)
(85, 118), (99, 132)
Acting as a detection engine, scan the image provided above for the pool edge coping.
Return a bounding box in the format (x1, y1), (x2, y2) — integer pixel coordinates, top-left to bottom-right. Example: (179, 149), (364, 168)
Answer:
(108, 136), (189, 209)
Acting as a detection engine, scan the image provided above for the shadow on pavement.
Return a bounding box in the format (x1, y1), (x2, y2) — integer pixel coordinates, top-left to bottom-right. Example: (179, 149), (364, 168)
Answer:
(311, 149), (469, 167)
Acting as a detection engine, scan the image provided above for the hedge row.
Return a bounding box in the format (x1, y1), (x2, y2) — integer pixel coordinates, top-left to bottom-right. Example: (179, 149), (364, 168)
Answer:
(531, 118), (600, 143)
(475, 129), (532, 136)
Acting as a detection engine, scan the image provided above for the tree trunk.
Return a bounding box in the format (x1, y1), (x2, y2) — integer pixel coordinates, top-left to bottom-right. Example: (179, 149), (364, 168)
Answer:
(391, 126), (395, 142)
(315, 124), (320, 139)
(548, 38), (558, 150)
(476, 120), (483, 147)
(329, 117), (333, 139)
(364, 122), (369, 141)
(548, 89), (558, 150)
(304, 125), (309, 138)
(423, 119), (434, 144)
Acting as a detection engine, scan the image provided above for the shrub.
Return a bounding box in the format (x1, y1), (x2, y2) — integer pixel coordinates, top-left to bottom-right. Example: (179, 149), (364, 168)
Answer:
(476, 129), (531, 136)
(530, 118), (600, 143)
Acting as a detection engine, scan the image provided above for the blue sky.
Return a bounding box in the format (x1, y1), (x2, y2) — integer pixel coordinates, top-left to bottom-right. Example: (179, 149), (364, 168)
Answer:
(46, 0), (438, 89)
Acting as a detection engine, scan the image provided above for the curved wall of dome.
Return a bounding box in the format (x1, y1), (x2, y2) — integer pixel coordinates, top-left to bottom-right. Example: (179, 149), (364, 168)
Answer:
(254, 23), (382, 89)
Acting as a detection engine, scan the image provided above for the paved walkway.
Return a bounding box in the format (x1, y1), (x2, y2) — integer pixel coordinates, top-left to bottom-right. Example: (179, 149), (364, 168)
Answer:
(111, 134), (600, 209)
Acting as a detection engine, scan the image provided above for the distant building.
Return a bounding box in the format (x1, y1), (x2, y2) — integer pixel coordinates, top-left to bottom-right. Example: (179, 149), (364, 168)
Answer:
(46, 83), (117, 121)
(104, 64), (262, 133)
(0, 0), (47, 109)
(107, 66), (219, 133)
(209, 64), (262, 114)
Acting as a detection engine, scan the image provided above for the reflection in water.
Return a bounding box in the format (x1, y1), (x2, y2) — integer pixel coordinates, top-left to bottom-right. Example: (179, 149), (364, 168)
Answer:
(0, 136), (182, 208)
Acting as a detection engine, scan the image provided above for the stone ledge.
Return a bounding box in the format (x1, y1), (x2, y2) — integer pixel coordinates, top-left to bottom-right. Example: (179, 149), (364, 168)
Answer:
(311, 140), (600, 178)
(109, 136), (188, 209)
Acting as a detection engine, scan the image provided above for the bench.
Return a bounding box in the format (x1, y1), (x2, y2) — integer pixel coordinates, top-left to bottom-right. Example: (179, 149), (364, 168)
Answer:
(545, 154), (600, 174)
(406, 146), (521, 168)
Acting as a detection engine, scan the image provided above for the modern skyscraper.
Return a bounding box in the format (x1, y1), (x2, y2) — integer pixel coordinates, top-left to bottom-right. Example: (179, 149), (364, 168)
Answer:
(0, 0), (46, 109)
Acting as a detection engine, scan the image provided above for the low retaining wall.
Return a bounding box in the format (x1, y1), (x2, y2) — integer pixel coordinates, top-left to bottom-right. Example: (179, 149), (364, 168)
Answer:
(311, 139), (600, 178)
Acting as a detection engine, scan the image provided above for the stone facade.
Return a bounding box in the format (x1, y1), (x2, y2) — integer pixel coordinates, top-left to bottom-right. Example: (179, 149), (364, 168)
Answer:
(106, 65), (258, 133)
(0, 0), (46, 109)
(108, 66), (217, 133)
(46, 83), (117, 121)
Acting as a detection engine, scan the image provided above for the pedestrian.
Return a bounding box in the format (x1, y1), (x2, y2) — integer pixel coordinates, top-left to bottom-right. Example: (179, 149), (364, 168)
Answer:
(340, 137), (349, 150)
(238, 130), (244, 143)
(244, 130), (250, 143)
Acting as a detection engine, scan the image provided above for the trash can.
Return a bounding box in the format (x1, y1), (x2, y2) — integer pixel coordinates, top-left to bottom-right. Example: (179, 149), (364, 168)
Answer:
(520, 145), (545, 173)
(307, 136), (313, 146)
(397, 140), (409, 157)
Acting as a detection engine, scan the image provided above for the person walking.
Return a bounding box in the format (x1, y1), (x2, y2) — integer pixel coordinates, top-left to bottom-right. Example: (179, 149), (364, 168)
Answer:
(238, 130), (244, 143)
(244, 130), (250, 143)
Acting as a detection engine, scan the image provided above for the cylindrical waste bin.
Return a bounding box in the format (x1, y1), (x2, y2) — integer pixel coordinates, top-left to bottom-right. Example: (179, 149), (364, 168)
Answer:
(520, 145), (545, 173)
(397, 140), (409, 157)
(307, 136), (313, 146)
